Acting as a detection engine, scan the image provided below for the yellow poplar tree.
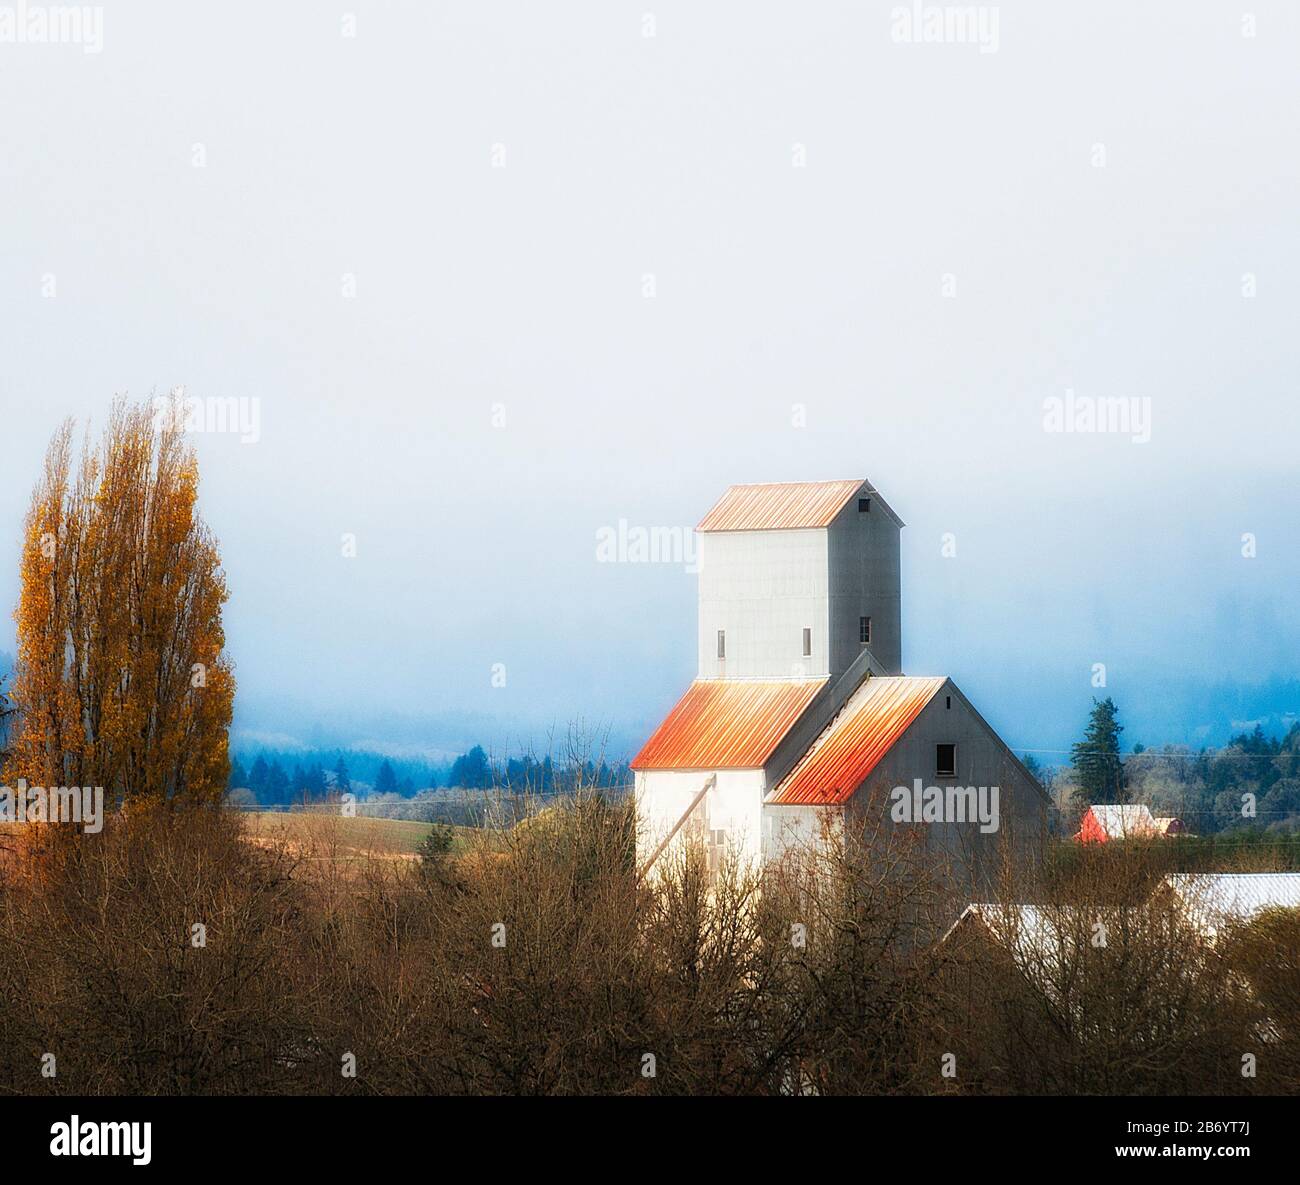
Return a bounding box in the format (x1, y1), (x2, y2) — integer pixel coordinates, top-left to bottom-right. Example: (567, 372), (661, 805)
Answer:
(5, 397), (234, 805)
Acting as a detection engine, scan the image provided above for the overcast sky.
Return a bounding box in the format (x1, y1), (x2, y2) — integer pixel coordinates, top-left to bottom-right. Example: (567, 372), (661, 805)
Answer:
(1, 1), (1297, 761)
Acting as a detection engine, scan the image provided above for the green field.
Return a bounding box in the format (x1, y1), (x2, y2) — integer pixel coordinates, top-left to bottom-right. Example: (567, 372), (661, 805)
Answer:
(242, 810), (472, 857)
(1, 811), (475, 859)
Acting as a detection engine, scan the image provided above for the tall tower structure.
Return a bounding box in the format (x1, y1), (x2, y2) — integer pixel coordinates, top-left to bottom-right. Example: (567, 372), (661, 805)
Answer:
(694, 479), (902, 680)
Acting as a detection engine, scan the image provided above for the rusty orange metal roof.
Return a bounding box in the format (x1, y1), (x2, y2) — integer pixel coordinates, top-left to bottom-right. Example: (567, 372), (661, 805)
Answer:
(631, 678), (828, 770)
(768, 676), (946, 805)
(697, 480), (864, 532)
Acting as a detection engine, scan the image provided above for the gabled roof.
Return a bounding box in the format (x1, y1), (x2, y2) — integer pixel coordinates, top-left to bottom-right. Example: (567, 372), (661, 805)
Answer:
(697, 480), (865, 532)
(767, 676), (946, 805)
(945, 903), (1083, 964)
(1085, 804), (1158, 838)
(1163, 873), (1300, 929)
(630, 678), (828, 771)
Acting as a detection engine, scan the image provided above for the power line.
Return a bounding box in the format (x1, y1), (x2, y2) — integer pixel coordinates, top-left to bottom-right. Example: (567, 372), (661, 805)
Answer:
(1012, 746), (1293, 760)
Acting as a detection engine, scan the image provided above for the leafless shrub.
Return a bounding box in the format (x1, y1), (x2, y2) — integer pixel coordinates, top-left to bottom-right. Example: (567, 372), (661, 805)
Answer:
(0, 806), (314, 1095)
(0, 792), (1293, 1096)
(940, 840), (1260, 1095)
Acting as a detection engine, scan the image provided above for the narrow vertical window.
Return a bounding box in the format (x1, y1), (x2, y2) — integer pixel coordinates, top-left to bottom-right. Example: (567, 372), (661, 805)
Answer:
(859, 615), (871, 645)
(717, 629), (725, 660)
(936, 744), (956, 778)
(708, 828), (728, 874)
(801, 628), (811, 657)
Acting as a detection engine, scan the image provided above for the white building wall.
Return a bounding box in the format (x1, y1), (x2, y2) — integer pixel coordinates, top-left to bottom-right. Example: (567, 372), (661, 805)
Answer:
(763, 803), (844, 865)
(635, 768), (850, 877)
(697, 529), (830, 679)
(634, 767), (766, 875)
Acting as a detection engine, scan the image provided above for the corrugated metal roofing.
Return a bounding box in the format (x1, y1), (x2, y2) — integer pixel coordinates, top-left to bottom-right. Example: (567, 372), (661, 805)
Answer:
(946, 903), (1083, 967)
(768, 676), (946, 805)
(631, 678), (827, 770)
(1164, 873), (1300, 927)
(1087, 804), (1158, 838)
(696, 480), (864, 532)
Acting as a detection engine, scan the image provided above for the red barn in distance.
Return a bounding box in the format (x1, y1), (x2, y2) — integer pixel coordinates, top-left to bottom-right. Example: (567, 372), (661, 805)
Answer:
(1075, 803), (1187, 844)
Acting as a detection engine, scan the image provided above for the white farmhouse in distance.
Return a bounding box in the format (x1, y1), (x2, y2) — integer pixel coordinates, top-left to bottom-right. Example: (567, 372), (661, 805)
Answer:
(632, 479), (1050, 887)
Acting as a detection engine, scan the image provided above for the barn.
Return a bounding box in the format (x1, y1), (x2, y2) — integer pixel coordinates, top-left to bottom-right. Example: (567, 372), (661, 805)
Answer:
(632, 478), (1050, 888)
(1074, 803), (1187, 843)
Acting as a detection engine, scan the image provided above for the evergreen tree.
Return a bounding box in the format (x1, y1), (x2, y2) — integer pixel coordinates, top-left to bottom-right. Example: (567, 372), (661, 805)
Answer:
(449, 745), (491, 789)
(248, 755), (270, 796)
(374, 759), (398, 795)
(304, 763), (326, 798)
(228, 758), (248, 790)
(266, 759), (290, 805)
(1071, 697), (1126, 804)
(333, 757), (351, 793)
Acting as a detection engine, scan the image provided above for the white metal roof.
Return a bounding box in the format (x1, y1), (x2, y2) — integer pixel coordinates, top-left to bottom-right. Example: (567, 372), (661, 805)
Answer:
(1087, 803), (1158, 838)
(945, 903), (1083, 966)
(1162, 873), (1300, 932)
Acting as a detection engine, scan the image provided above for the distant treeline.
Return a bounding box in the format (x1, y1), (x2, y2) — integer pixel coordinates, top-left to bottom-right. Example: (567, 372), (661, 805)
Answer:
(218, 702), (1297, 830)
(228, 745), (631, 808)
(1039, 710), (1300, 836)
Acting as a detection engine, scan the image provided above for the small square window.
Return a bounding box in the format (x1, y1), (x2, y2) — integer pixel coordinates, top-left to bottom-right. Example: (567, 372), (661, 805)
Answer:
(717, 630), (725, 660)
(936, 744), (956, 778)
(860, 615), (872, 645)
(801, 627), (812, 657)
(858, 497), (871, 513)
